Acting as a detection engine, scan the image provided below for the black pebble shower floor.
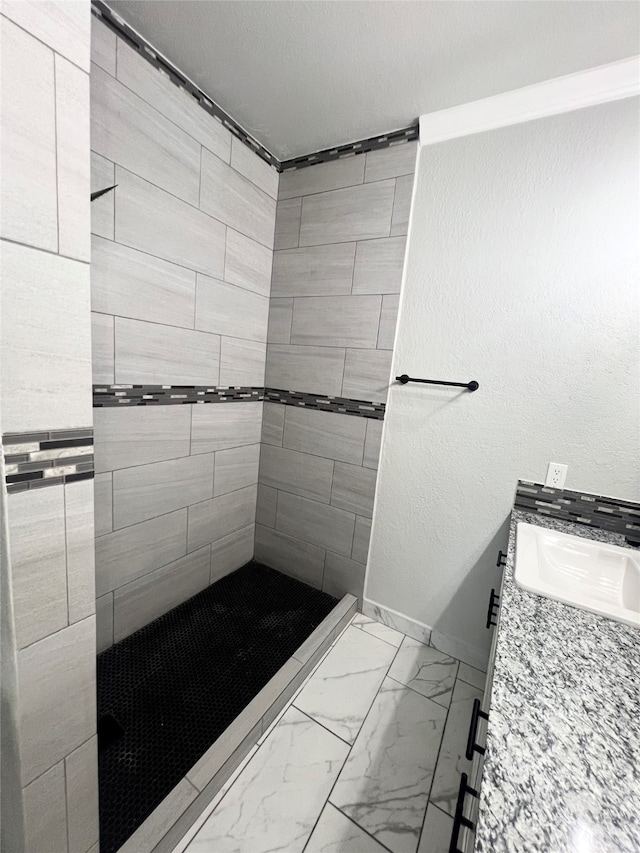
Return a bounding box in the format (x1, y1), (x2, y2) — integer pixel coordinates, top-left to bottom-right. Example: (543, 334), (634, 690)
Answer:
(97, 561), (338, 853)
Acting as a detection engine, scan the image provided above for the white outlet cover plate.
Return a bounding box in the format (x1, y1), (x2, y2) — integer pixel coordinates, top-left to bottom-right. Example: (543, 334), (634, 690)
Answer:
(545, 462), (568, 489)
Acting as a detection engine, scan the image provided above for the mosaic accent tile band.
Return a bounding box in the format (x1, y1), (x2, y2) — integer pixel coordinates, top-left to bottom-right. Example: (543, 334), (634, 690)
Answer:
(515, 480), (640, 540)
(3, 428), (94, 494)
(91, 0), (417, 173)
(93, 385), (264, 407)
(92, 386), (386, 419)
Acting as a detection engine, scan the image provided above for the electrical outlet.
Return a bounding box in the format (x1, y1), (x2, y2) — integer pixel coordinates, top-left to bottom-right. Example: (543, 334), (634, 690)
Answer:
(545, 462), (568, 489)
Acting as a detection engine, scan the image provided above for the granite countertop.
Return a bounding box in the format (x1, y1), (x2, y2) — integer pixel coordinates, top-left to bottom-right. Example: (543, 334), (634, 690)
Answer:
(475, 508), (640, 853)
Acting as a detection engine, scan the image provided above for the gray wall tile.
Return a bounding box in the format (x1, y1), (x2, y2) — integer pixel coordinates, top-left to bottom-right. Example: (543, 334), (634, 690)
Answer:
(299, 181), (395, 246)
(364, 141), (417, 183)
(115, 38), (231, 163)
(96, 593), (113, 654)
(220, 337), (267, 386)
(94, 472), (113, 537)
(91, 63), (201, 205)
(274, 198), (301, 249)
(210, 524), (255, 583)
(22, 762), (68, 853)
(18, 615), (96, 785)
(272, 243), (356, 297)
(0, 18), (57, 251)
(214, 444), (260, 496)
(352, 516), (372, 564)
(2, 0), (90, 70)
(90, 152), (115, 239)
(283, 406), (365, 465)
(115, 167), (226, 278)
(91, 235), (197, 328)
(323, 552), (366, 601)
(267, 298), (293, 344)
(191, 402), (262, 454)
(275, 492), (355, 557)
(255, 525), (325, 589)
(200, 149), (276, 249)
(95, 509), (187, 596)
(91, 16), (116, 75)
(266, 345), (345, 397)
(114, 317), (220, 384)
(195, 275), (269, 342)
(231, 136), (279, 199)
(342, 348), (392, 402)
(56, 55), (90, 261)
(377, 294), (400, 349)
(94, 405), (191, 473)
(1, 242), (92, 433)
(279, 156), (364, 200)
(91, 311), (114, 384)
(290, 295), (381, 348)
(8, 487), (67, 650)
(113, 454), (214, 529)
(224, 228), (273, 298)
(187, 485), (257, 553)
(331, 462), (377, 517)
(256, 485), (278, 528)
(352, 236), (406, 295)
(260, 444), (333, 504)
(65, 736), (99, 853)
(363, 419), (383, 469)
(390, 174), (414, 236)
(261, 403), (285, 446)
(113, 547), (211, 642)
(65, 480), (97, 624)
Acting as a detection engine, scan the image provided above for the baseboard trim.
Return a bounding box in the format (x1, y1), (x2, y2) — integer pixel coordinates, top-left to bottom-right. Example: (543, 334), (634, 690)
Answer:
(363, 598), (488, 671)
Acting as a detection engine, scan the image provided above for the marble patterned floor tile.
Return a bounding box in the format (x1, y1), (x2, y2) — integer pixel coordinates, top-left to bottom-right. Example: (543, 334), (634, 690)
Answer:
(187, 706), (348, 853)
(429, 679), (483, 817)
(417, 804), (454, 853)
(305, 804), (389, 853)
(330, 678), (447, 853)
(388, 637), (459, 708)
(457, 661), (487, 691)
(352, 612), (404, 648)
(294, 625), (397, 743)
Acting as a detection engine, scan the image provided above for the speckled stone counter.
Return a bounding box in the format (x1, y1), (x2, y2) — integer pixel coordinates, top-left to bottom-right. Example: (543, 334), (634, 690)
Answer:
(475, 508), (640, 853)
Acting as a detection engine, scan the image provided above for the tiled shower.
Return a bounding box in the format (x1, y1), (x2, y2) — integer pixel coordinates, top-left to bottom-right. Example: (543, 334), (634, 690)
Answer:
(89, 11), (416, 650)
(1, 2), (415, 849)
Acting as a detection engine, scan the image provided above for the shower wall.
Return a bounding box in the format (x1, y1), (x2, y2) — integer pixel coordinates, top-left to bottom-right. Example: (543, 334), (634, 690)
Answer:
(90, 17), (276, 651)
(256, 143), (416, 602)
(0, 2), (98, 850)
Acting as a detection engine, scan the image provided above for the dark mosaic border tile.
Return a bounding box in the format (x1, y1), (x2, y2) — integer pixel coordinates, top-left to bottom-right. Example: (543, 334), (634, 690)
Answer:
(93, 385), (385, 419)
(93, 385), (265, 406)
(3, 428), (94, 493)
(515, 480), (640, 540)
(279, 127), (419, 172)
(264, 388), (385, 420)
(91, 1), (417, 174)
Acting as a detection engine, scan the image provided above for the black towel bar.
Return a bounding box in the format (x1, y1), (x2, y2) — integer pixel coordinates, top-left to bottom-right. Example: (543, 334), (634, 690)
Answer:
(396, 375), (479, 391)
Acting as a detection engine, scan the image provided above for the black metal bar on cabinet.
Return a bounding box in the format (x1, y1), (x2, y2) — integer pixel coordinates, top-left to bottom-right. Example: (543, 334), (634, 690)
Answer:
(396, 374), (479, 391)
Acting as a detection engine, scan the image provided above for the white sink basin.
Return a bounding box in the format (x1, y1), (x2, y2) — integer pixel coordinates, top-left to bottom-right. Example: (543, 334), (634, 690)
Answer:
(515, 522), (640, 628)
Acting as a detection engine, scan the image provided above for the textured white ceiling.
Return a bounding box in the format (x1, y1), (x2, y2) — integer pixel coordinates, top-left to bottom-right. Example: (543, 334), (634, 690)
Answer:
(108, 1), (639, 159)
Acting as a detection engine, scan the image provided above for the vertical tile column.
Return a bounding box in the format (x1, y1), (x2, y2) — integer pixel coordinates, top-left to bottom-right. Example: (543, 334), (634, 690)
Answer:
(0, 3), (98, 851)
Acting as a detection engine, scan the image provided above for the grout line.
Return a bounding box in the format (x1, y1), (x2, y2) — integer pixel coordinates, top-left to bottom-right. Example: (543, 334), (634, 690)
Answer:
(277, 174), (398, 204)
(384, 673), (456, 709)
(291, 706), (352, 747)
(18, 611), (95, 654)
(0, 236), (90, 265)
(62, 482), (71, 627)
(328, 806), (396, 853)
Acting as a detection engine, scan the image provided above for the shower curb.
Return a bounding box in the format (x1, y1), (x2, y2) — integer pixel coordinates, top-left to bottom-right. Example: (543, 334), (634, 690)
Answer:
(114, 593), (357, 853)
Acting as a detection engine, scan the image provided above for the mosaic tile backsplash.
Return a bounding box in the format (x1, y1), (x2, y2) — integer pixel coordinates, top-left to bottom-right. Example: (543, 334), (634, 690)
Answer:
(3, 428), (94, 493)
(93, 385), (386, 419)
(515, 480), (640, 540)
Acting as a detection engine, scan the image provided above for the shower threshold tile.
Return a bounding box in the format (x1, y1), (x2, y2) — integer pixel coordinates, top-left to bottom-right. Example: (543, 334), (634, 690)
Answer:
(330, 677), (447, 853)
(186, 706), (349, 853)
(293, 625), (397, 743)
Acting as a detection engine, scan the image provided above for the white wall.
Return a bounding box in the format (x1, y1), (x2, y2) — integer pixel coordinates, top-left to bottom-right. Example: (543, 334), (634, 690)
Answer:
(366, 95), (640, 668)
